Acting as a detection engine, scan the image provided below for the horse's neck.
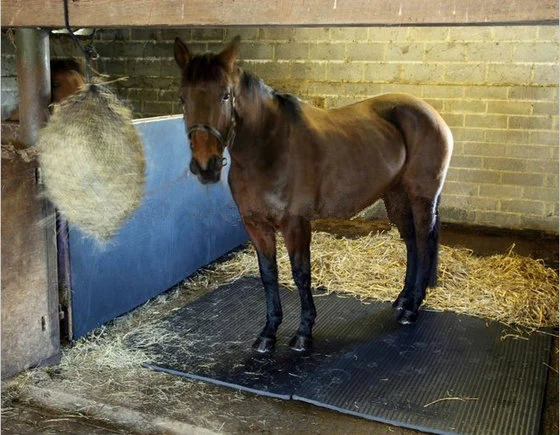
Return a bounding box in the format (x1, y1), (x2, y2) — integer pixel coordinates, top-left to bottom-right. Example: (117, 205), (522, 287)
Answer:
(236, 74), (273, 128)
(233, 75), (285, 150)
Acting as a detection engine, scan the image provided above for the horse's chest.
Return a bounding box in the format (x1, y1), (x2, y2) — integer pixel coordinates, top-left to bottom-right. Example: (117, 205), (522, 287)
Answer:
(229, 167), (288, 219)
(262, 190), (288, 213)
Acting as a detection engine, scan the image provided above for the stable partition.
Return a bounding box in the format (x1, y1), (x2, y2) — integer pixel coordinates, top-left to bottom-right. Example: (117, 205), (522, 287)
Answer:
(1, 148), (60, 378)
(66, 115), (247, 338)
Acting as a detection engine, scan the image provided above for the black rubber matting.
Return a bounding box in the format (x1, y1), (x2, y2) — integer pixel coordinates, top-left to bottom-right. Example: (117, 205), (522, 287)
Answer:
(131, 277), (552, 434)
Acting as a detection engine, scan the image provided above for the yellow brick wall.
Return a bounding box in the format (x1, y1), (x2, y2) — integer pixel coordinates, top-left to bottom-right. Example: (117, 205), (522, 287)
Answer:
(19, 25), (560, 232)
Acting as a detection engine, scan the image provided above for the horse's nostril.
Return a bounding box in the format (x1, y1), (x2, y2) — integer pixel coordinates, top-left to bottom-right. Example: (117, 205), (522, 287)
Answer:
(198, 169), (221, 185)
(189, 158), (201, 175)
(208, 155), (224, 172)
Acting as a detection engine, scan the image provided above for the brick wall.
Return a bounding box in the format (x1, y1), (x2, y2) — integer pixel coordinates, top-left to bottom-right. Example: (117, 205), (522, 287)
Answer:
(6, 26), (559, 232)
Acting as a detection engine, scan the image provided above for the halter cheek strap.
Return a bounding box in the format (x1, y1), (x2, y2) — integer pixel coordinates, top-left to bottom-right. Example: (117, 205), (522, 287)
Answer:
(186, 95), (237, 150)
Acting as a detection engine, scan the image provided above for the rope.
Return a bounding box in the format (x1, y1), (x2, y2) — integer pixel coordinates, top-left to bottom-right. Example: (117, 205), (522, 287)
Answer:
(63, 0), (98, 82)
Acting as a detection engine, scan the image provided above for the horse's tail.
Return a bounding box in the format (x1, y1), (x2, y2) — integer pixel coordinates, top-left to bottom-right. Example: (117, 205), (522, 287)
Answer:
(428, 194), (441, 288)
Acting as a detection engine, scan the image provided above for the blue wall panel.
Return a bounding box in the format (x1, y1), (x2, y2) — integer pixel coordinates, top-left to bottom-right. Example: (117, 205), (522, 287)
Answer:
(69, 116), (247, 338)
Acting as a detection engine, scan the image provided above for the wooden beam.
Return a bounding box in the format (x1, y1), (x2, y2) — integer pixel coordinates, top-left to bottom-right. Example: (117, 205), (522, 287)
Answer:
(2, 0), (558, 28)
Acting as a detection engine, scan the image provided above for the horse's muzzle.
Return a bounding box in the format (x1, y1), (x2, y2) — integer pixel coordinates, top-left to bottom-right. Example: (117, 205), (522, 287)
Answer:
(189, 156), (222, 184)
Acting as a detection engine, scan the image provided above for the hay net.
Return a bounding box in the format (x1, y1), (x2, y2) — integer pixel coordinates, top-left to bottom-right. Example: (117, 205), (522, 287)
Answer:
(37, 83), (145, 241)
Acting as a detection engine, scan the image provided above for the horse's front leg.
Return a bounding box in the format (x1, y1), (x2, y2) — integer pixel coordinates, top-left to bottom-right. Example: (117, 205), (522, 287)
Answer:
(281, 216), (316, 351)
(244, 221), (282, 353)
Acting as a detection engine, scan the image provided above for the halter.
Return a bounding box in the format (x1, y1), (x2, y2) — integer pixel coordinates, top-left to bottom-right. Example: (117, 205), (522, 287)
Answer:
(186, 94), (237, 152)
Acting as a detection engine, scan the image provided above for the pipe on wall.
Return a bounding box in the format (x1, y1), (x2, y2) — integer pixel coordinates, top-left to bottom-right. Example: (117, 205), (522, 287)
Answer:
(15, 28), (50, 147)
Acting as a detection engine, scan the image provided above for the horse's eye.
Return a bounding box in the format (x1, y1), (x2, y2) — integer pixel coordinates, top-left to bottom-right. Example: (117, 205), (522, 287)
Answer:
(222, 92), (230, 102)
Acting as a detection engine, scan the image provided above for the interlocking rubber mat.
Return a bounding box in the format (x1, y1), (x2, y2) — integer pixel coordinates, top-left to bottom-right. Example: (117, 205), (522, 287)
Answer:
(133, 277), (552, 434)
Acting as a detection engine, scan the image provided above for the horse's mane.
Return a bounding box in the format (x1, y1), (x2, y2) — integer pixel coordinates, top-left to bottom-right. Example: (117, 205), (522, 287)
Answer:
(240, 71), (302, 123)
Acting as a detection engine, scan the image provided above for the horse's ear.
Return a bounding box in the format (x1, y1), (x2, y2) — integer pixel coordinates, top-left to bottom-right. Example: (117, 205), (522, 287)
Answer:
(219, 36), (241, 72)
(174, 37), (191, 71)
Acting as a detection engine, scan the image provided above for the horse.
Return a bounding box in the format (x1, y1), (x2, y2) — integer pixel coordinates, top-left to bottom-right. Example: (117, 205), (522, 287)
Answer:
(5, 58), (85, 122)
(50, 59), (86, 105)
(173, 36), (453, 353)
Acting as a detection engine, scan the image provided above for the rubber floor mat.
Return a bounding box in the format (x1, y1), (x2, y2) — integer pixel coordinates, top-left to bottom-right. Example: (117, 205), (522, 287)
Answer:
(132, 277), (552, 434)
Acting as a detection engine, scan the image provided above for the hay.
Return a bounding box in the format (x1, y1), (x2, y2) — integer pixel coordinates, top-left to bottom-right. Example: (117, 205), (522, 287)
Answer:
(37, 84), (145, 241)
(186, 229), (558, 330)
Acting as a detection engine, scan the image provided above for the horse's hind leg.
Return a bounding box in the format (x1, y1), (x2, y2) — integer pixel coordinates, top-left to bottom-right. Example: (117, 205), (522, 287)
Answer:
(383, 187), (418, 314)
(280, 216), (316, 351)
(398, 193), (441, 324)
(244, 220), (282, 353)
(428, 195), (441, 288)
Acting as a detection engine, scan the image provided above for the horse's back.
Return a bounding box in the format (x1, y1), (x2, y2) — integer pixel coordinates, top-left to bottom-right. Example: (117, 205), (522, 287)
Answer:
(305, 92), (452, 212)
(318, 92), (452, 156)
(294, 98), (409, 218)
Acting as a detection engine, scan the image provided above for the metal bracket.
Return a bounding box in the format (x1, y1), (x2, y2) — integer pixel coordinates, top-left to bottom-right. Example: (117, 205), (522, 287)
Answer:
(35, 167), (43, 185)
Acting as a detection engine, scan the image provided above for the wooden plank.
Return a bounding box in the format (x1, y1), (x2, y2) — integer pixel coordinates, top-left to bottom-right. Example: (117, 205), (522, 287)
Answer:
(1, 148), (60, 378)
(2, 0), (558, 28)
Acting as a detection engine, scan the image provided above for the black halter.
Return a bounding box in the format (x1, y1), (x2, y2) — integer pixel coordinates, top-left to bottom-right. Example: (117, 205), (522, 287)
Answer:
(187, 95), (237, 150)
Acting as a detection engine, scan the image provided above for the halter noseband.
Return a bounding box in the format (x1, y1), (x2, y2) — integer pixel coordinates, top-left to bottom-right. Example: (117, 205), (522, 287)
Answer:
(186, 95), (237, 151)
(187, 123), (236, 149)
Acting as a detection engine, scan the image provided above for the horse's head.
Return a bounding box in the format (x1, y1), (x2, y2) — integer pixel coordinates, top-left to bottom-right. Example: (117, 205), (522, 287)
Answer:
(174, 36), (241, 184)
(50, 59), (85, 104)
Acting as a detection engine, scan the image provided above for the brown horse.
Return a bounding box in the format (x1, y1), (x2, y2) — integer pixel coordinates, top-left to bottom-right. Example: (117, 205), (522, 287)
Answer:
(174, 37), (453, 353)
(5, 58), (85, 122)
(50, 59), (86, 104)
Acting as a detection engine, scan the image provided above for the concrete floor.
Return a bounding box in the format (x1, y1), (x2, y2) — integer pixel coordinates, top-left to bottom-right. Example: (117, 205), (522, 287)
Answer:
(2, 402), (130, 434)
(2, 219), (558, 434)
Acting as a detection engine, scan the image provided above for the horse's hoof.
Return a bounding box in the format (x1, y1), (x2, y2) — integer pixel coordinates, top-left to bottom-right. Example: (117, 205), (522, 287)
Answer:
(397, 309), (418, 325)
(392, 296), (406, 310)
(289, 334), (312, 352)
(252, 336), (275, 353)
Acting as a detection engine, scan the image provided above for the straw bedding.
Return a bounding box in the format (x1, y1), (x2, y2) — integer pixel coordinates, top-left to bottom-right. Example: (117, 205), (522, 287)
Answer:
(37, 84), (145, 241)
(184, 229), (559, 330)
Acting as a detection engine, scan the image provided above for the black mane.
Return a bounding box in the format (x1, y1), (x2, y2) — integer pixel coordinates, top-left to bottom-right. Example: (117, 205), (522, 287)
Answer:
(273, 92), (302, 123)
(241, 72), (302, 123)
